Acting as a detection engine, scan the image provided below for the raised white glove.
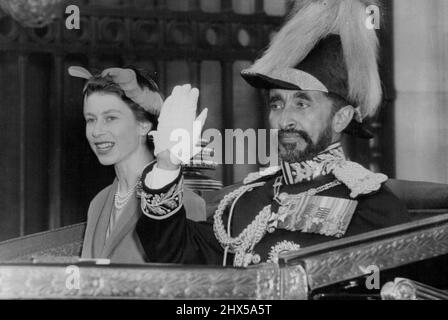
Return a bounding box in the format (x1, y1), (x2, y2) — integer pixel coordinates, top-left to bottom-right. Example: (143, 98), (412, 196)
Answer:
(150, 84), (208, 166)
(101, 68), (162, 115)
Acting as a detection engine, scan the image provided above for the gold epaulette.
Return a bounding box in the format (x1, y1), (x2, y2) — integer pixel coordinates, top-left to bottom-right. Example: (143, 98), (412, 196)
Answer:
(243, 166), (281, 185)
(331, 160), (388, 198)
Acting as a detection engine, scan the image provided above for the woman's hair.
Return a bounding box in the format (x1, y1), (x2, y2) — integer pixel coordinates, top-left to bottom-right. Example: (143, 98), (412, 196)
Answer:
(83, 67), (161, 149)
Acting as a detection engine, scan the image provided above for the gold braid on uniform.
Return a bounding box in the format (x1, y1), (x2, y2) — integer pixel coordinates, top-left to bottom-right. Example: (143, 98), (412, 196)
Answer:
(214, 142), (388, 267)
(139, 177), (184, 220)
(212, 181), (269, 267)
(138, 162), (184, 220)
(267, 241), (301, 264)
(213, 177), (340, 267)
(280, 142), (388, 197)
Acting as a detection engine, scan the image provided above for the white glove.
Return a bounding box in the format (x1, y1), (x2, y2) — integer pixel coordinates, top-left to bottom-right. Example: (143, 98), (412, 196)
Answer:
(101, 68), (162, 115)
(150, 84), (208, 166)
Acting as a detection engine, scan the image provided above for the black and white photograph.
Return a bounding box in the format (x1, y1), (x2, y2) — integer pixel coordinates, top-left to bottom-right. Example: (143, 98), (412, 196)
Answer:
(0, 0), (447, 306)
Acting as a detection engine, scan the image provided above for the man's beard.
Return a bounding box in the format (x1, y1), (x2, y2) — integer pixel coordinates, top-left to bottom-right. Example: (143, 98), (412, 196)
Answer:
(278, 125), (334, 163)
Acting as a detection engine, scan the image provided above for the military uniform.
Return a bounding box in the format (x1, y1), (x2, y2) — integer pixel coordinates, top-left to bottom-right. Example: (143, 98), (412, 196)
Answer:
(136, 143), (410, 267)
(136, 0), (409, 268)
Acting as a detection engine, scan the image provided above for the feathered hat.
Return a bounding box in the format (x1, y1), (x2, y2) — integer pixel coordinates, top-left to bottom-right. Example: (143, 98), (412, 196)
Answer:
(241, 0), (382, 138)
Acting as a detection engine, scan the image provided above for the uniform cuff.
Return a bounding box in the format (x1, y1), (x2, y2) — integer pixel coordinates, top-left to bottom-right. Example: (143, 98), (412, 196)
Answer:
(138, 161), (184, 220)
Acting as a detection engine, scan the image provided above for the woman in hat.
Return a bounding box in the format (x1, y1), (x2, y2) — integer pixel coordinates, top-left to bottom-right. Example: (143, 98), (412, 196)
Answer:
(69, 66), (205, 263)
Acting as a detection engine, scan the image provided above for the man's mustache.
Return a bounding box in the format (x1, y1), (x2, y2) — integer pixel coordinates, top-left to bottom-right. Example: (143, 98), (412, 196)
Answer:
(278, 129), (313, 145)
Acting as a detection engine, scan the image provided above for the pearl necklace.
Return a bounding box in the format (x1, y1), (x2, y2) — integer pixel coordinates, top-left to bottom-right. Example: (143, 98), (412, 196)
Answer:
(114, 181), (139, 210)
(213, 176), (340, 267)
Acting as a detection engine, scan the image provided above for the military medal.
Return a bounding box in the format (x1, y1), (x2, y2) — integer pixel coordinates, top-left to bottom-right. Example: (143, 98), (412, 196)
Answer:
(273, 195), (358, 238)
(213, 143), (385, 267)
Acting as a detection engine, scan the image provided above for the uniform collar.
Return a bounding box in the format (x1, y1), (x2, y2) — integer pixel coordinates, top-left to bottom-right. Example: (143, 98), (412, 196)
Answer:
(281, 142), (345, 185)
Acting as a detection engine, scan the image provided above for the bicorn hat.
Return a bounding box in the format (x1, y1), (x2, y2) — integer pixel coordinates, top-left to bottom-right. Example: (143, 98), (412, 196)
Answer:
(242, 0), (382, 139)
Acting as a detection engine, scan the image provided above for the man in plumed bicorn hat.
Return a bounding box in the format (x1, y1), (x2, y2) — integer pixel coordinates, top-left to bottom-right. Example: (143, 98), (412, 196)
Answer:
(135, 0), (411, 267)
